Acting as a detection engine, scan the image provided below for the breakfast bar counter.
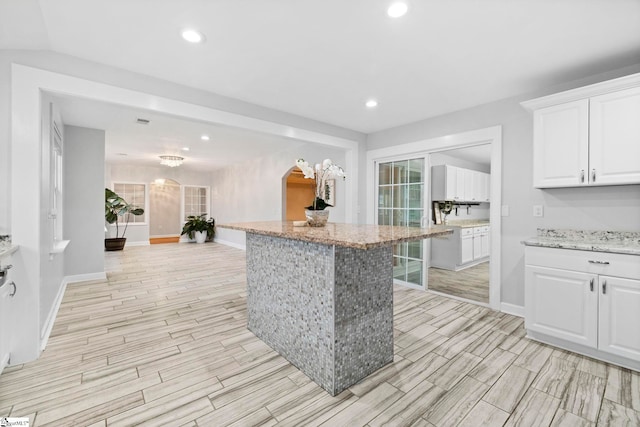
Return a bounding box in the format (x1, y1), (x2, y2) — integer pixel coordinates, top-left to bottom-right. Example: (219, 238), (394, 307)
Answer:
(218, 221), (452, 395)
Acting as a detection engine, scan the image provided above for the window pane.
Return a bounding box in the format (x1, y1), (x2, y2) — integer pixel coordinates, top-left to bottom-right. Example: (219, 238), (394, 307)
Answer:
(393, 257), (407, 281)
(407, 240), (422, 259)
(392, 209), (407, 226)
(409, 158), (424, 183)
(407, 209), (423, 228)
(378, 186), (392, 208)
(393, 243), (407, 257)
(393, 185), (407, 209)
(379, 163), (392, 185)
(378, 209), (392, 226)
(393, 161), (408, 184)
(406, 259), (423, 285)
(408, 184), (423, 208)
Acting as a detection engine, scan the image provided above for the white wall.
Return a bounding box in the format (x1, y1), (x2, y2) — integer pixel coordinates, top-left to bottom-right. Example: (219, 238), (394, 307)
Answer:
(367, 63), (640, 307)
(64, 125), (105, 278)
(106, 163), (215, 245)
(211, 143), (347, 248)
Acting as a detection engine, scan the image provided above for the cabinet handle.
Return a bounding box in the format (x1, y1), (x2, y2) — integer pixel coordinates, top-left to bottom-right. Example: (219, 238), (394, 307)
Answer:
(602, 280), (607, 294)
(592, 169), (596, 182)
(588, 260), (609, 265)
(580, 170), (585, 183)
(590, 278), (594, 292)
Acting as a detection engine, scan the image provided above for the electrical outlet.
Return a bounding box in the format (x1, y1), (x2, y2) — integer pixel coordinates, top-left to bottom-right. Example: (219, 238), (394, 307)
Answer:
(533, 205), (544, 217)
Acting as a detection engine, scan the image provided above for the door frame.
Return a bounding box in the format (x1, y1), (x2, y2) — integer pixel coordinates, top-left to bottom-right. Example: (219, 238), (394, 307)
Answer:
(366, 126), (502, 310)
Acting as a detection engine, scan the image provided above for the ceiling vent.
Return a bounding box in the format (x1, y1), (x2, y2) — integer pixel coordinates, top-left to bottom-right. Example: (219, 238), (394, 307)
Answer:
(136, 118), (150, 125)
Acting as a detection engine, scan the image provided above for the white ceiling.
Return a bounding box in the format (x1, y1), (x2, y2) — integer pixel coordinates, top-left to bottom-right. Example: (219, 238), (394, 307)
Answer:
(2, 0), (640, 169)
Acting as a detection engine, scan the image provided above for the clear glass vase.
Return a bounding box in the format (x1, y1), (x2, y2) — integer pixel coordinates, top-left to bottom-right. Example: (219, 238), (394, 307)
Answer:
(305, 209), (330, 227)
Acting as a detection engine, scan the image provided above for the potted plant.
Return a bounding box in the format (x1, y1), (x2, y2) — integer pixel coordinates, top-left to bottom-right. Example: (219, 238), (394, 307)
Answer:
(181, 214), (215, 243)
(295, 158), (346, 226)
(104, 188), (145, 251)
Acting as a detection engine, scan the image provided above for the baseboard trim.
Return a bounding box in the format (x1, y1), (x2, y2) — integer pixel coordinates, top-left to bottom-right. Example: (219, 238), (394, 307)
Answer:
(40, 280), (68, 350)
(64, 272), (107, 284)
(501, 302), (524, 318)
(125, 241), (150, 247)
(214, 238), (246, 251)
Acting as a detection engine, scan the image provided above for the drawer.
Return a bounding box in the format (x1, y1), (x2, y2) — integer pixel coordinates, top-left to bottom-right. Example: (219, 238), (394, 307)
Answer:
(473, 226), (490, 234)
(461, 228), (474, 237)
(525, 246), (640, 280)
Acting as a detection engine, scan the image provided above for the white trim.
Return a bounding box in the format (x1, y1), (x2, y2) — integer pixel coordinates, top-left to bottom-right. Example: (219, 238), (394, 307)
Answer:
(366, 126), (502, 311)
(214, 238), (247, 251)
(500, 302), (525, 318)
(125, 241), (151, 247)
(64, 272), (107, 284)
(10, 63), (360, 364)
(40, 280), (67, 350)
(521, 72), (640, 111)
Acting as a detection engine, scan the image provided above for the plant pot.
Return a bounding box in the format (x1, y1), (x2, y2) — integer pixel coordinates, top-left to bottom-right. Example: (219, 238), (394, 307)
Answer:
(305, 209), (330, 227)
(105, 237), (126, 251)
(194, 231), (207, 244)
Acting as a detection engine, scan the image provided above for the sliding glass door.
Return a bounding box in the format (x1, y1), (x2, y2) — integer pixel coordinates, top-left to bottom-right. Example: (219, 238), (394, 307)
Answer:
(377, 158), (426, 288)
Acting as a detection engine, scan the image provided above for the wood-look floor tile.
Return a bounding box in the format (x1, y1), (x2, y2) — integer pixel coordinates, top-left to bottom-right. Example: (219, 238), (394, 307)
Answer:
(2, 243), (637, 427)
(318, 382), (403, 427)
(368, 380), (445, 427)
(457, 400), (510, 427)
(597, 399), (640, 426)
(560, 370), (606, 422)
(604, 365), (640, 411)
(468, 347), (517, 386)
(550, 408), (595, 427)
(504, 389), (561, 427)
(532, 356), (576, 398)
(424, 376), (489, 427)
(426, 352), (482, 391)
(483, 365), (537, 412)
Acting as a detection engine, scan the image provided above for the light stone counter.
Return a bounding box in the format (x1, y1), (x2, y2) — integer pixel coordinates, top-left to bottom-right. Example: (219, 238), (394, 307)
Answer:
(523, 229), (640, 256)
(220, 221), (453, 249)
(218, 221), (452, 395)
(442, 219), (490, 228)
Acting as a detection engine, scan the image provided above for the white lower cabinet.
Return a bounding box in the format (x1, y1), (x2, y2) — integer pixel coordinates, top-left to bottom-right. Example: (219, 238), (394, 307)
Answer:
(525, 246), (640, 371)
(598, 275), (640, 361)
(431, 225), (490, 271)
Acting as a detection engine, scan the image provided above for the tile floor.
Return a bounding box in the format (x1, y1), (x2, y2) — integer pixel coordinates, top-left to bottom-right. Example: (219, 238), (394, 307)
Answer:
(0, 243), (638, 426)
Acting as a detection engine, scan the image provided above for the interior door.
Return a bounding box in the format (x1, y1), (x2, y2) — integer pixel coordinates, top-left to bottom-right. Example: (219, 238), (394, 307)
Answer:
(377, 158), (426, 289)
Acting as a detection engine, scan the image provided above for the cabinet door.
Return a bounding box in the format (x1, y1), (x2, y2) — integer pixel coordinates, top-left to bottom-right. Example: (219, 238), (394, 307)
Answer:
(525, 265), (598, 347)
(464, 169), (475, 201)
(590, 87), (640, 185)
(480, 232), (490, 258)
(473, 235), (482, 260)
(533, 100), (589, 188)
(460, 234), (473, 264)
(598, 275), (640, 361)
(454, 167), (465, 201)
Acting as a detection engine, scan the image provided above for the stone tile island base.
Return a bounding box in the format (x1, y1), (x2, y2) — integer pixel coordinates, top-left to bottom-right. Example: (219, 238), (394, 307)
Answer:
(246, 233), (393, 396)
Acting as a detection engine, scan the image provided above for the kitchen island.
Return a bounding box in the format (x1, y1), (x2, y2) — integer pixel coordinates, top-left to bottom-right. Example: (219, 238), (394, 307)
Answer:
(218, 221), (452, 395)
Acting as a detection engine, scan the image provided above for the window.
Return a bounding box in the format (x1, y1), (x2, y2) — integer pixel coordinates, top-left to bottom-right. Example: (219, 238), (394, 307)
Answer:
(112, 183), (146, 223)
(183, 186), (209, 220)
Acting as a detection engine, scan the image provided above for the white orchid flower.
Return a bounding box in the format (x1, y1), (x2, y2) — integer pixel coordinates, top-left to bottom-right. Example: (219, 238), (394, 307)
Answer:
(296, 159), (315, 179)
(322, 159), (333, 169)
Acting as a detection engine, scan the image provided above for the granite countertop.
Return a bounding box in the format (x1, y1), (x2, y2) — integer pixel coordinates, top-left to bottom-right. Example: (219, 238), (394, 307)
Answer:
(523, 229), (640, 256)
(442, 219), (490, 228)
(219, 221), (453, 250)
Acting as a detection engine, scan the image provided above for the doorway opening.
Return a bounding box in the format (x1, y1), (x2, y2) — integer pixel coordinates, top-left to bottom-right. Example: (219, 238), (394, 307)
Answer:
(283, 167), (315, 221)
(367, 126), (502, 310)
(149, 178), (181, 244)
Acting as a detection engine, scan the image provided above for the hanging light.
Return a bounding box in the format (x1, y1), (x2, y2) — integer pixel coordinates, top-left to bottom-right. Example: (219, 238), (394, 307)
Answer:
(159, 155), (184, 167)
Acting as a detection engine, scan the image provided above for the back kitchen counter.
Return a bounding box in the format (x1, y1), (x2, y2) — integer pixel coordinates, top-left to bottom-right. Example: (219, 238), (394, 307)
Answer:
(218, 221), (452, 395)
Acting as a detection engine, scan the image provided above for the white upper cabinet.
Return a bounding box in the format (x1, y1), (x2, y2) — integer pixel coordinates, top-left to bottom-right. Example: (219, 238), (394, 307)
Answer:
(431, 165), (490, 202)
(533, 100), (589, 188)
(523, 73), (640, 188)
(590, 86), (640, 185)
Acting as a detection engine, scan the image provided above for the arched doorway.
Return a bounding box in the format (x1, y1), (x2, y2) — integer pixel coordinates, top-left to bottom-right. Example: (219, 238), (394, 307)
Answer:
(283, 167), (315, 221)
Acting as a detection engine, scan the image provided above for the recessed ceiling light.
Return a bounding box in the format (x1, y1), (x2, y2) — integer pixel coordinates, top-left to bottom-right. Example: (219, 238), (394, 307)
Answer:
(182, 147), (190, 151)
(387, 2), (408, 18)
(365, 99), (378, 108)
(181, 29), (205, 44)
(201, 134), (210, 141)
